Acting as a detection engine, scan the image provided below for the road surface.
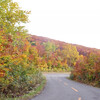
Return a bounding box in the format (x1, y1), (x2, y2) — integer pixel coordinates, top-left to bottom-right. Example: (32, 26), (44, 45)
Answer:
(31, 73), (100, 100)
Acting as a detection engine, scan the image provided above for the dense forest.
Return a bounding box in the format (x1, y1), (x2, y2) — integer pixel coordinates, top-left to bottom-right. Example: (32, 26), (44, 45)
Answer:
(27, 35), (79, 72)
(0, 0), (44, 98)
(27, 35), (100, 87)
(0, 0), (100, 99)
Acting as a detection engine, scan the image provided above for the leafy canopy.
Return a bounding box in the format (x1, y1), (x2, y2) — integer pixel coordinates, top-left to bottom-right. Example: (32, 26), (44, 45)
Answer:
(0, 0), (30, 35)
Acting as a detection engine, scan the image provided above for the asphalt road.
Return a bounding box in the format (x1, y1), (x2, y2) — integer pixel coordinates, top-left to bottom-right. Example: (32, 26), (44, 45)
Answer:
(31, 73), (100, 100)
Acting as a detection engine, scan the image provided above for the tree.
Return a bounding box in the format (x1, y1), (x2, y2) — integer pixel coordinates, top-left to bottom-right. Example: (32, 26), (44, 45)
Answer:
(43, 41), (57, 58)
(0, 0), (30, 36)
(70, 52), (100, 87)
(0, 1), (44, 97)
(61, 44), (79, 67)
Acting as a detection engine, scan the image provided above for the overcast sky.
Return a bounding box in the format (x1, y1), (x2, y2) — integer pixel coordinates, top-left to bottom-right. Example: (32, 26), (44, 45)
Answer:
(13, 0), (100, 49)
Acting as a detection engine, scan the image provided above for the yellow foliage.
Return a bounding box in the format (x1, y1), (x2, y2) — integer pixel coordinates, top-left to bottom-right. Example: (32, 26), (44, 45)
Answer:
(0, 70), (5, 78)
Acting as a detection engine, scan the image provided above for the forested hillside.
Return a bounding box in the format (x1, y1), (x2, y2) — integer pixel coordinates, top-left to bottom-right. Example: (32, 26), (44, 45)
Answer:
(27, 35), (79, 72)
(27, 35), (100, 87)
(0, 0), (100, 99)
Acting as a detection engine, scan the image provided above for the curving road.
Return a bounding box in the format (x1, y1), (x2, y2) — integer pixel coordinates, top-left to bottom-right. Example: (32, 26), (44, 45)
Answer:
(31, 73), (100, 100)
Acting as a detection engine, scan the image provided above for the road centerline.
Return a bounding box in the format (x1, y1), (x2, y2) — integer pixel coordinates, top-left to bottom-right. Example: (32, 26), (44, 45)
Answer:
(71, 87), (78, 92)
(78, 97), (81, 100)
(64, 82), (68, 86)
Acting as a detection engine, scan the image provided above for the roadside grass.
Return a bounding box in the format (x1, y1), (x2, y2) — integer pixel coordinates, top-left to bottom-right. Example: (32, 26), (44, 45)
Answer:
(68, 76), (100, 88)
(0, 77), (46, 100)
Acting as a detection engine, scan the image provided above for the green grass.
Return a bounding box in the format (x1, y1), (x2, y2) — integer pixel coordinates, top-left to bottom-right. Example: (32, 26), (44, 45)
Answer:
(0, 77), (46, 100)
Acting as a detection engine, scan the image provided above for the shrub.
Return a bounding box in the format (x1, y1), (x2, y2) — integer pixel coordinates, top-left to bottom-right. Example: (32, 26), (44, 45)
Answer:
(70, 53), (100, 87)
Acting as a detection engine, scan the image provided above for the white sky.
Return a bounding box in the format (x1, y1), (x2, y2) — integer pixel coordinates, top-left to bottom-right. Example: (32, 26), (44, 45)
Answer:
(13, 0), (100, 49)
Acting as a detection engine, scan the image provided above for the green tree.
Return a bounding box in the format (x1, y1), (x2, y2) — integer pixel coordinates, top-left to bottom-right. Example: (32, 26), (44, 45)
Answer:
(0, 0), (30, 36)
(43, 41), (57, 58)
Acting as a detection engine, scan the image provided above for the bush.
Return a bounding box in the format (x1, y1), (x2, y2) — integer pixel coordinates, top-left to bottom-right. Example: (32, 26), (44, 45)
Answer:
(0, 0), (44, 98)
(0, 32), (43, 98)
(70, 53), (100, 87)
(70, 73), (75, 80)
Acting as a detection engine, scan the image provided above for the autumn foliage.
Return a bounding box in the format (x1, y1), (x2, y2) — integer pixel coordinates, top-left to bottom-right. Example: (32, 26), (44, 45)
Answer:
(28, 35), (79, 72)
(70, 52), (100, 87)
(0, 0), (43, 98)
(0, 31), (43, 97)
(28, 35), (100, 87)
(0, 0), (100, 98)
